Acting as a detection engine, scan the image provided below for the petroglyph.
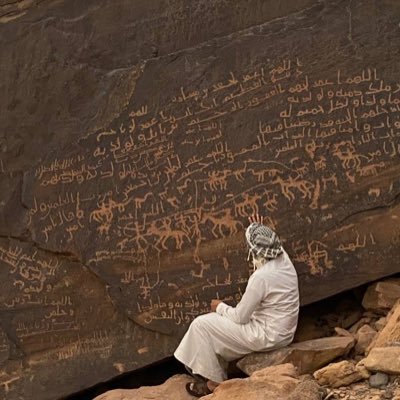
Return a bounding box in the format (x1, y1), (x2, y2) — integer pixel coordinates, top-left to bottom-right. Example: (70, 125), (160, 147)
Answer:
(23, 58), (400, 329)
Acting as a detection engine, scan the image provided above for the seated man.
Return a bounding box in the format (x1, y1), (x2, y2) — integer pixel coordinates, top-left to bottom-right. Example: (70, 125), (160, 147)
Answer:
(174, 214), (300, 397)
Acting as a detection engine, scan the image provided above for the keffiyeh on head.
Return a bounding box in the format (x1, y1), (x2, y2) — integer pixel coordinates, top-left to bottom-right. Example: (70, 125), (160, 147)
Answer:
(245, 222), (283, 260)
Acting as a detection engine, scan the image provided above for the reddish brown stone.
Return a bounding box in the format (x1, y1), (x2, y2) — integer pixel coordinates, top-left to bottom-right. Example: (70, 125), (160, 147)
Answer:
(237, 336), (355, 375)
(1, 1), (400, 399)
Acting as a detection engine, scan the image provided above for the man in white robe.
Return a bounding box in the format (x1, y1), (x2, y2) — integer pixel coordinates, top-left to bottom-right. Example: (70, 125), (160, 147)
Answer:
(174, 214), (299, 397)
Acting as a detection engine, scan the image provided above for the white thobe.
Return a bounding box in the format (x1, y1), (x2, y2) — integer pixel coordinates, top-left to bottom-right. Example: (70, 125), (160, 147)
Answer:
(174, 250), (299, 383)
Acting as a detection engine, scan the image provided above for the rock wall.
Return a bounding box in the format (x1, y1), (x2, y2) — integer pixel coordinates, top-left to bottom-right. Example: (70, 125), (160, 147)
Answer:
(1, 1), (400, 399)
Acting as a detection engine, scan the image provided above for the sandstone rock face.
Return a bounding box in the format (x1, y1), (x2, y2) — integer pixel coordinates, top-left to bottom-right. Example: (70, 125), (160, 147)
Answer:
(363, 347), (400, 374)
(202, 363), (299, 400)
(237, 336), (354, 375)
(362, 279), (400, 313)
(1, 0), (400, 399)
(313, 360), (370, 388)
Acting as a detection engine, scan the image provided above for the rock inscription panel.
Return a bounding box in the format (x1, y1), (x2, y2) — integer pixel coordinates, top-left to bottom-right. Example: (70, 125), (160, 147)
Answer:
(25, 54), (400, 334)
(1, 1), (400, 399)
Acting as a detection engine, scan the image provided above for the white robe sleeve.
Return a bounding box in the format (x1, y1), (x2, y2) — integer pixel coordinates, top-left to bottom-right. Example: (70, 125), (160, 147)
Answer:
(215, 274), (267, 324)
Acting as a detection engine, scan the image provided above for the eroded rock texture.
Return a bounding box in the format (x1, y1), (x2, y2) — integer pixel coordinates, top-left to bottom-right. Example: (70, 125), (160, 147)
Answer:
(1, 0), (400, 399)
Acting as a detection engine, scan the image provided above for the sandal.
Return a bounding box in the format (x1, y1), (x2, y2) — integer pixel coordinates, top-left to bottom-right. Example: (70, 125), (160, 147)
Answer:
(185, 366), (207, 382)
(185, 381), (213, 397)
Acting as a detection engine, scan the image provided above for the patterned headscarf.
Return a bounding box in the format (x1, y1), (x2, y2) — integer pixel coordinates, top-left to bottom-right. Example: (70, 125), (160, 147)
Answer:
(245, 222), (283, 260)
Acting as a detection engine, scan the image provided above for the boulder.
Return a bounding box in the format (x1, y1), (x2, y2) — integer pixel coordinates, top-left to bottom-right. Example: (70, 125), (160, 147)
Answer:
(368, 372), (389, 389)
(202, 363), (299, 400)
(362, 279), (400, 313)
(362, 278), (400, 313)
(334, 327), (354, 338)
(93, 374), (195, 400)
(355, 325), (377, 355)
(237, 336), (354, 375)
(349, 317), (373, 335)
(363, 347), (400, 374)
(368, 299), (400, 350)
(313, 360), (370, 388)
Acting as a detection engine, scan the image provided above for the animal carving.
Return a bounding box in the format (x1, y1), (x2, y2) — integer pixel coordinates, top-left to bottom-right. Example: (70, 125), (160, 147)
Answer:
(234, 193), (262, 217)
(357, 162), (385, 177)
(262, 190), (278, 211)
(146, 217), (190, 250)
(332, 141), (364, 170)
(272, 175), (314, 204)
(204, 170), (229, 191)
(201, 209), (243, 238)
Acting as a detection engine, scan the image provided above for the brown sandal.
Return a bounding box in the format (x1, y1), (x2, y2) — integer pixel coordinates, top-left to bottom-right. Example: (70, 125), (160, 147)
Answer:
(185, 381), (213, 397)
(185, 365), (207, 382)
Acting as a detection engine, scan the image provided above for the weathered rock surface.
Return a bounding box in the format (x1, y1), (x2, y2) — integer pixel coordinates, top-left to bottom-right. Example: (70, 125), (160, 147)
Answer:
(92, 374), (195, 400)
(286, 380), (325, 400)
(202, 363), (300, 400)
(374, 317), (387, 332)
(355, 325), (377, 355)
(1, 0), (400, 399)
(335, 327), (354, 337)
(237, 336), (354, 375)
(362, 279), (400, 313)
(325, 379), (400, 400)
(368, 299), (400, 350)
(349, 317), (374, 334)
(313, 360), (370, 388)
(363, 347), (400, 374)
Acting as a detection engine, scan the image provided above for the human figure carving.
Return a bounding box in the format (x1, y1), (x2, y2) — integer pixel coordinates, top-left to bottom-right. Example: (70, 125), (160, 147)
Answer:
(90, 199), (115, 234)
(120, 221), (149, 254)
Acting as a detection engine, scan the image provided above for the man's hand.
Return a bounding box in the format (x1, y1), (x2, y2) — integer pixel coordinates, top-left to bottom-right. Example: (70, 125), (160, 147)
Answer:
(248, 213), (264, 224)
(211, 299), (223, 312)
